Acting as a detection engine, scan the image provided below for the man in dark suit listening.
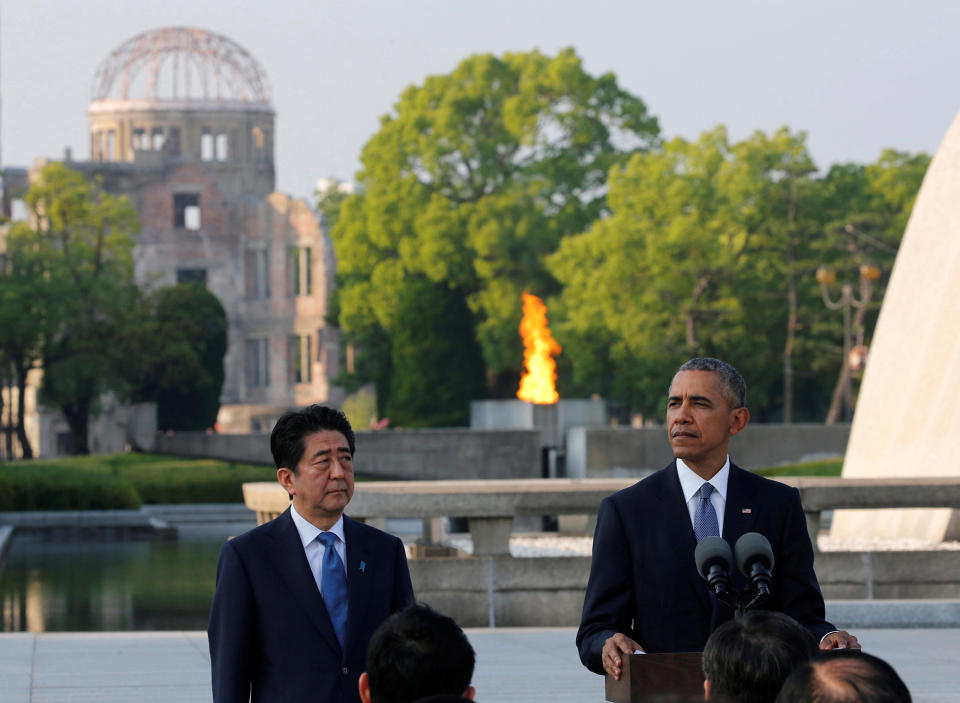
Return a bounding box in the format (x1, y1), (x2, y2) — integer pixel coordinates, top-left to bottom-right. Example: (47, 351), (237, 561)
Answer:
(576, 358), (859, 680)
(208, 405), (414, 703)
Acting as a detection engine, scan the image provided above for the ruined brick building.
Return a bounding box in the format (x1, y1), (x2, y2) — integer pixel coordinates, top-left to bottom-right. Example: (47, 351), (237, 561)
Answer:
(2, 27), (343, 452)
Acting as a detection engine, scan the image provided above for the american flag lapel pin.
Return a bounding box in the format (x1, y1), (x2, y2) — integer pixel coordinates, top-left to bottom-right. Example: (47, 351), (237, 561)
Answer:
(742, 508), (752, 514)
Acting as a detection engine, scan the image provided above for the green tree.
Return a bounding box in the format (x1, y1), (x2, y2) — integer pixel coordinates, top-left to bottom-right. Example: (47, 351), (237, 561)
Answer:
(15, 163), (140, 454)
(333, 48), (659, 418)
(386, 279), (486, 427)
(805, 149), (929, 422)
(548, 127), (750, 416)
(119, 284), (228, 432)
(0, 227), (61, 458)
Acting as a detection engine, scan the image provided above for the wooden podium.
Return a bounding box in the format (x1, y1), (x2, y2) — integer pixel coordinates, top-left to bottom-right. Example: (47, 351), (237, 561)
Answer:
(605, 652), (704, 702)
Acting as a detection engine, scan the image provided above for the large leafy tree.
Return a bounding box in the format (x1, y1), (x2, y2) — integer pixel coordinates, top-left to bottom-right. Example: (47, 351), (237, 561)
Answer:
(332, 48), (659, 421)
(548, 127), (752, 416)
(13, 163), (140, 454)
(118, 284), (228, 433)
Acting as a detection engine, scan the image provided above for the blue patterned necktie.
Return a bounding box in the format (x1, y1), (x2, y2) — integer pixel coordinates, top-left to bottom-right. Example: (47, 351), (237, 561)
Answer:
(317, 531), (348, 648)
(694, 483), (720, 542)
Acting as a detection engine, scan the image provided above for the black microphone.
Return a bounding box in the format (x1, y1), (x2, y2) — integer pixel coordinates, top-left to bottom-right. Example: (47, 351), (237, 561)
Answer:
(734, 532), (774, 606)
(694, 536), (734, 598)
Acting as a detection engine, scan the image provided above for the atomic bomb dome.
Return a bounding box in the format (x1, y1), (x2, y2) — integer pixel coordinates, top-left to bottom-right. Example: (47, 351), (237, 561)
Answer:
(91, 26), (272, 107)
(61, 26), (341, 438)
(87, 27), (276, 176)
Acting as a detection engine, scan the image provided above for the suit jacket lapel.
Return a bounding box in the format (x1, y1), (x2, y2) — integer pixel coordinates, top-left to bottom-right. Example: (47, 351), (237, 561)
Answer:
(722, 464), (759, 546)
(266, 509), (343, 657)
(343, 516), (372, 658)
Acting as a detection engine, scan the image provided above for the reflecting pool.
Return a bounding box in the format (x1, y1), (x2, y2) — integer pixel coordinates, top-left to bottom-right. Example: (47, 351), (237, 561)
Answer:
(0, 538), (225, 632)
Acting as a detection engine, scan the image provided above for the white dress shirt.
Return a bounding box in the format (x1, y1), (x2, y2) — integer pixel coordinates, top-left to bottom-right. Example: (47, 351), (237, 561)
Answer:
(289, 504), (347, 593)
(676, 456), (730, 537)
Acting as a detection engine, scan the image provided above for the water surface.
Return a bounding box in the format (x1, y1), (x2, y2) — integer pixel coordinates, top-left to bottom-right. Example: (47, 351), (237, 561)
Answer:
(0, 538), (224, 632)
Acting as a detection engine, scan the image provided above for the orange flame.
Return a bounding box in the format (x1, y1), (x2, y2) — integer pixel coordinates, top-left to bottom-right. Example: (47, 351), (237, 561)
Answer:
(517, 292), (562, 404)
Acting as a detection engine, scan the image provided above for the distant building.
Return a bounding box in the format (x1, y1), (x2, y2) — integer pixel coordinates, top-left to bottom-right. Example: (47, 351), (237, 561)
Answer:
(1, 27), (343, 454)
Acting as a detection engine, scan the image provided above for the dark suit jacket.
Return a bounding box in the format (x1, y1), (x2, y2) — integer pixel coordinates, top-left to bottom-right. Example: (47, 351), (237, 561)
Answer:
(577, 461), (833, 673)
(208, 509), (414, 703)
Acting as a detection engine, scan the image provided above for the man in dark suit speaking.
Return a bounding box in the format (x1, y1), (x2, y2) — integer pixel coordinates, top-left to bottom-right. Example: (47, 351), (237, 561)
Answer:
(576, 358), (859, 680)
(208, 405), (414, 703)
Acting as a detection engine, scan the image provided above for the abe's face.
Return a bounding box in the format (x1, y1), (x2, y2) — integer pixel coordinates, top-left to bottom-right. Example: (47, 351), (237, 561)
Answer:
(666, 370), (747, 469)
(278, 429), (355, 526)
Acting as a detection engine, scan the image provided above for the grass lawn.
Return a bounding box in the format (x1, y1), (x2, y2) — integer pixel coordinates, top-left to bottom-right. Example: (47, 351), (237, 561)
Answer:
(756, 459), (842, 478)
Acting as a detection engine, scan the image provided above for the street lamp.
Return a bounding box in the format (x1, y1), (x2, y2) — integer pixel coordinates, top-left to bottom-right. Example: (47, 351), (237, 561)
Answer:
(816, 263), (881, 421)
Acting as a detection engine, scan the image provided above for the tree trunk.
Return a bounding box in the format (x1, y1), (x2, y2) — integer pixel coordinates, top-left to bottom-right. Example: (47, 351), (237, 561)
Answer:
(61, 397), (91, 455)
(15, 364), (34, 459)
(824, 362), (848, 425)
(0, 367), (7, 461)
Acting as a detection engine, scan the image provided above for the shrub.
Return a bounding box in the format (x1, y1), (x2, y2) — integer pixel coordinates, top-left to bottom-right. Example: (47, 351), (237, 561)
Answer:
(0, 464), (140, 511)
(0, 454), (274, 511)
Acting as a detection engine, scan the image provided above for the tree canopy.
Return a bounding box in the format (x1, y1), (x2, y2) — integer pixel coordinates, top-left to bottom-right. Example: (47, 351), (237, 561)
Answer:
(332, 48), (660, 422)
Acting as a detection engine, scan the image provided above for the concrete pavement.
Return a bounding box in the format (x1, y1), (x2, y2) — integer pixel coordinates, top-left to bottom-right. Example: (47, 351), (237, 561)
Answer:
(0, 627), (956, 703)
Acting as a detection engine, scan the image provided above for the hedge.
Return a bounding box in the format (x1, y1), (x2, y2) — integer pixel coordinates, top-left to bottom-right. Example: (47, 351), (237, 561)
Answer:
(0, 454), (276, 511)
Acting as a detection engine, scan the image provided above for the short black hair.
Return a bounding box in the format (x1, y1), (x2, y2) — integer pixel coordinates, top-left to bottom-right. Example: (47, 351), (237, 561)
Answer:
(270, 404), (356, 472)
(675, 357), (747, 409)
(366, 603), (475, 703)
(775, 650), (911, 703)
(703, 610), (817, 703)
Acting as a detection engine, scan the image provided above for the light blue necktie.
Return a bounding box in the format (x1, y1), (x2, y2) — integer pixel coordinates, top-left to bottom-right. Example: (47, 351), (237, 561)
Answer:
(694, 483), (720, 543)
(317, 531), (348, 648)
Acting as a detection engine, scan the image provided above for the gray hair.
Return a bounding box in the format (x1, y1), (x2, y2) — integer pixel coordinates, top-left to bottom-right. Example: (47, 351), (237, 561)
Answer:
(675, 357), (746, 409)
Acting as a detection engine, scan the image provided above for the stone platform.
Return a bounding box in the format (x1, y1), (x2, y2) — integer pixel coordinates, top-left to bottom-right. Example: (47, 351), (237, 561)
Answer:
(0, 627), (955, 703)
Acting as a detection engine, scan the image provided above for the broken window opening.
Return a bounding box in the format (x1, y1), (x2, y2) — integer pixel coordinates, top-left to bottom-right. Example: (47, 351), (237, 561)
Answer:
(216, 133), (229, 161)
(106, 131), (116, 161)
(176, 268), (207, 286)
(132, 128), (146, 150)
(10, 198), (28, 222)
(303, 247), (312, 295)
(246, 337), (270, 388)
(167, 128), (181, 156)
(201, 131), (215, 161)
(174, 193), (201, 230)
(245, 249), (270, 300)
(152, 128), (165, 151)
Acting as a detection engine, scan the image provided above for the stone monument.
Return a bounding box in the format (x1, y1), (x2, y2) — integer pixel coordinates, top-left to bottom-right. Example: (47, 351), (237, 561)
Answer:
(830, 111), (960, 542)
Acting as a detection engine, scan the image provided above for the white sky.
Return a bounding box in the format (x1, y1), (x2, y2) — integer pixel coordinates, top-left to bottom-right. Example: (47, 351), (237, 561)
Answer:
(3, 0), (959, 200)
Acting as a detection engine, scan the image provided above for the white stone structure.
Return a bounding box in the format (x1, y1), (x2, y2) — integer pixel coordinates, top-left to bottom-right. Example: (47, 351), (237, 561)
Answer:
(830, 111), (960, 542)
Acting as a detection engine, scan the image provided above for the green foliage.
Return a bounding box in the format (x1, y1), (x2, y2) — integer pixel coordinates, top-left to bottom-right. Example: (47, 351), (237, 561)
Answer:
(386, 279), (487, 427)
(0, 454), (276, 510)
(340, 385), (379, 430)
(119, 284), (228, 432)
(9, 163), (140, 454)
(756, 459), (842, 477)
(332, 48), (660, 414)
(0, 463), (140, 511)
(549, 127), (928, 420)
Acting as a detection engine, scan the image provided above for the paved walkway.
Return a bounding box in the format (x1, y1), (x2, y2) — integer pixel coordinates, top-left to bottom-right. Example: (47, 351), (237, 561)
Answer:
(0, 627), (956, 702)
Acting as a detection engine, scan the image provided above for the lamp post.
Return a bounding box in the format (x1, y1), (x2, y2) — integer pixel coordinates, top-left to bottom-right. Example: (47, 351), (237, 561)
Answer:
(816, 263), (881, 421)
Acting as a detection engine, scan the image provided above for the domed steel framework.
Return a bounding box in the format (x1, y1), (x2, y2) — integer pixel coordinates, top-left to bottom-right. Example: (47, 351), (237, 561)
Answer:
(91, 27), (272, 105)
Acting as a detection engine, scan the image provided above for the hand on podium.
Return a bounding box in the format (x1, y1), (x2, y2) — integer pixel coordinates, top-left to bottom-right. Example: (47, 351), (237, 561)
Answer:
(603, 633), (645, 680)
(820, 630), (861, 650)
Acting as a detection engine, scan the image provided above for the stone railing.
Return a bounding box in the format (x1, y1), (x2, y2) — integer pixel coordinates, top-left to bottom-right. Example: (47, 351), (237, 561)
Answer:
(243, 476), (960, 556)
(786, 477), (960, 550)
(243, 479), (635, 555)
